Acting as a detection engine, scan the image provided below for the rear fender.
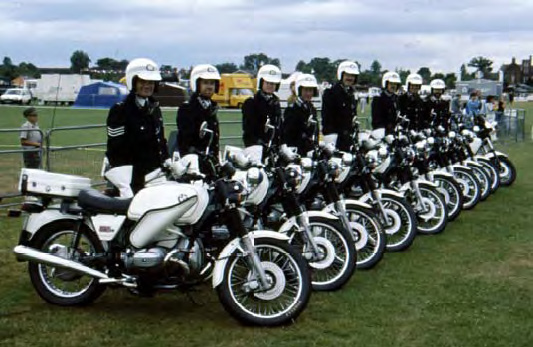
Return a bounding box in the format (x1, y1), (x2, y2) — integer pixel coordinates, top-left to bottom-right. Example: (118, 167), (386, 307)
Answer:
(24, 210), (82, 238)
(212, 230), (290, 288)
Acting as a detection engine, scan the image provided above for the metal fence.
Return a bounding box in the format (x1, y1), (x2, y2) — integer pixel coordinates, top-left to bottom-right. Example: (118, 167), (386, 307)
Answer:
(0, 110), (526, 209)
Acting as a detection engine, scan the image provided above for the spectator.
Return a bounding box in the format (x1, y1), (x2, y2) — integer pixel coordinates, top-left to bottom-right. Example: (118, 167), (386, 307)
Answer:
(451, 93), (462, 114)
(483, 95), (496, 122)
(20, 107), (42, 168)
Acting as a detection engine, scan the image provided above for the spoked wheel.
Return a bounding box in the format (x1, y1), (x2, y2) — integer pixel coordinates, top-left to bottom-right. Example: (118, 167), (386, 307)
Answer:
(28, 222), (106, 306)
(345, 203), (386, 270)
(413, 185), (448, 235)
(379, 194), (417, 252)
(495, 156), (516, 187)
(477, 157), (500, 193)
(469, 165), (491, 201)
(453, 167), (481, 210)
(217, 238), (311, 326)
(433, 175), (463, 221)
(303, 216), (356, 291)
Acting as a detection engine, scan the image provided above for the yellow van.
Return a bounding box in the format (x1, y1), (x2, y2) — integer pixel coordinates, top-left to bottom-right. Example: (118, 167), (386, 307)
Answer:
(213, 73), (255, 108)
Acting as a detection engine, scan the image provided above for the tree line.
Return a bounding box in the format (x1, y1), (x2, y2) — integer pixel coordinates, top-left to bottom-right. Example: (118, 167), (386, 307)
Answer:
(0, 49), (499, 89)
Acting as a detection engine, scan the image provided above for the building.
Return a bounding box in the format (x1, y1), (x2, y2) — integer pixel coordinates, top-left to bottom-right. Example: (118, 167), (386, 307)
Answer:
(501, 56), (533, 86)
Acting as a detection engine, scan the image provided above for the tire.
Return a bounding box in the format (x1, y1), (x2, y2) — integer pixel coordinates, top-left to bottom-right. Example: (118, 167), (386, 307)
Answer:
(378, 194), (418, 252)
(302, 216), (357, 291)
(433, 174), (463, 221)
(413, 184), (448, 235)
(495, 156), (516, 187)
(453, 167), (481, 210)
(468, 164), (491, 201)
(28, 221), (106, 306)
(344, 203), (386, 270)
(217, 238), (311, 326)
(477, 157), (500, 193)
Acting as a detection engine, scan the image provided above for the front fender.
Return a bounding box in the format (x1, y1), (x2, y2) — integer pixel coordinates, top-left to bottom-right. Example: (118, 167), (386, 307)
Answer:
(464, 160), (483, 169)
(343, 199), (373, 210)
(451, 164), (471, 172)
(212, 230), (289, 288)
(278, 210), (339, 234)
(430, 171), (455, 180)
(416, 178), (438, 189)
(484, 151), (508, 159)
(359, 188), (405, 203)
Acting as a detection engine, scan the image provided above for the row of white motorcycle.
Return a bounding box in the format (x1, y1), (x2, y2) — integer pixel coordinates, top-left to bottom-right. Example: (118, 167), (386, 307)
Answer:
(13, 114), (516, 326)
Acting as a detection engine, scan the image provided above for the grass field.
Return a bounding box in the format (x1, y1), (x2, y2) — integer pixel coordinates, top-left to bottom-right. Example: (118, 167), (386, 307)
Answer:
(0, 104), (532, 346)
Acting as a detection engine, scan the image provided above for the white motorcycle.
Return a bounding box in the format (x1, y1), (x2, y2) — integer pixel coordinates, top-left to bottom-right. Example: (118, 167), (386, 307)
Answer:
(13, 154), (311, 326)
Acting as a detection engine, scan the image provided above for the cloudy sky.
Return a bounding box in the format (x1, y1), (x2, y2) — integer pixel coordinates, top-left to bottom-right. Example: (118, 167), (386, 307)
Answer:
(1, 0), (531, 75)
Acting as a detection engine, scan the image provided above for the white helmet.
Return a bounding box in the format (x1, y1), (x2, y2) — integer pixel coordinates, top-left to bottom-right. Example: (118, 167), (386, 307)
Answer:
(190, 64), (221, 93)
(257, 64), (282, 91)
(406, 73), (423, 89)
(430, 79), (446, 91)
(382, 71), (401, 89)
(125, 58), (162, 91)
(337, 60), (360, 80)
(295, 73), (319, 97)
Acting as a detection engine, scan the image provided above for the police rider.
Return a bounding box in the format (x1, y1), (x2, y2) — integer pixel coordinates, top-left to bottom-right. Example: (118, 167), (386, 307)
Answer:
(282, 73), (320, 156)
(322, 60), (360, 151)
(425, 79), (450, 130)
(105, 58), (168, 196)
(398, 73), (424, 130)
(242, 64), (283, 151)
(176, 64), (221, 178)
(371, 71), (402, 134)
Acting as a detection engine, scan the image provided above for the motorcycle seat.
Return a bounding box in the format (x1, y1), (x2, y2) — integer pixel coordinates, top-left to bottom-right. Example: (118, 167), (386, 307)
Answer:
(78, 189), (132, 215)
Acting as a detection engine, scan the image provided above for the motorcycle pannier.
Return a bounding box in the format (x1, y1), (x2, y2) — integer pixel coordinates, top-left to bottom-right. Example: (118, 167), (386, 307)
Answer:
(19, 169), (92, 198)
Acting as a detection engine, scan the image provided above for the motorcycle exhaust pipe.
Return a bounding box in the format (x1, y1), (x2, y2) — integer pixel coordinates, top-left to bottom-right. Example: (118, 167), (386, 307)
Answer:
(13, 245), (110, 280)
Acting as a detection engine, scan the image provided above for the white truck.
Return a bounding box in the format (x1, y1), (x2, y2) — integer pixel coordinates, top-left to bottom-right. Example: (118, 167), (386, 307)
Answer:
(36, 74), (92, 105)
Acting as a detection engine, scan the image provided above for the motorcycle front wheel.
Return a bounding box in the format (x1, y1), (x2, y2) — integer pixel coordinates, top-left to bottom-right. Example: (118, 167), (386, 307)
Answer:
(433, 174), (463, 221)
(378, 194), (418, 252)
(453, 167), (481, 210)
(344, 203), (386, 270)
(495, 156), (516, 187)
(28, 221), (106, 306)
(477, 157), (500, 193)
(301, 216), (357, 291)
(413, 184), (448, 235)
(217, 238), (311, 326)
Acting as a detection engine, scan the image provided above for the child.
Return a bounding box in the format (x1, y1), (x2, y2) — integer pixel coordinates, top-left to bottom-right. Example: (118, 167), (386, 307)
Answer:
(20, 107), (42, 168)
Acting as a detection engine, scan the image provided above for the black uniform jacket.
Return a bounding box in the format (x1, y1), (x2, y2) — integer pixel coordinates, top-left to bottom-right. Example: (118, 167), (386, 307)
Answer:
(242, 91), (282, 148)
(371, 90), (398, 134)
(282, 99), (319, 156)
(106, 92), (169, 191)
(321, 82), (358, 151)
(425, 95), (451, 130)
(176, 93), (220, 159)
(398, 92), (425, 130)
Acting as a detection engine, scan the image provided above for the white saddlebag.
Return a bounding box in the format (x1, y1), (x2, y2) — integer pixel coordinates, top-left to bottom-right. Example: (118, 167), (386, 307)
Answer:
(19, 169), (92, 198)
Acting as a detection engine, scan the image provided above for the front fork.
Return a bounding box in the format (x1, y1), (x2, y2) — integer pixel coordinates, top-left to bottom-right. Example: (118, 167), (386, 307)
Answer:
(296, 213), (323, 261)
(410, 180), (428, 213)
(226, 208), (270, 290)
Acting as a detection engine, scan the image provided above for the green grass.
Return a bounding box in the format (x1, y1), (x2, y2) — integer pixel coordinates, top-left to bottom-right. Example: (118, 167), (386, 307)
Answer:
(0, 104), (532, 346)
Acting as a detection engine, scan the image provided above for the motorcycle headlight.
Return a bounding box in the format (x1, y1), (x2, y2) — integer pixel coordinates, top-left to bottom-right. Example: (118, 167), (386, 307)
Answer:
(365, 151), (379, 168)
(300, 157), (314, 171)
(342, 152), (354, 166)
(328, 159), (341, 178)
(246, 167), (262, 187)
(448, 131), (456, 139)
(377, 146), (388, 159)
(284, 165), (302, 189)
(427, 137), (435, 145)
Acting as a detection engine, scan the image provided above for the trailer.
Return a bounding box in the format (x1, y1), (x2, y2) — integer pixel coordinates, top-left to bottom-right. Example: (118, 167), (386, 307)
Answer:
(36, 74), (92, 105)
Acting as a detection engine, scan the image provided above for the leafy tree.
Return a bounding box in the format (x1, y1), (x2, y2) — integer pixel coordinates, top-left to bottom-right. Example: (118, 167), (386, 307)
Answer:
(444, 73), (457, 89)
(215, 62), (238, 73)
(241, 53), (280, 72)
(460, 64), (473, 81)
(417, 67), (432, 84)
(397, 68), (411, 84)
(70, 50), (91, 73)
(468, 56), (493, 77)
(0, 56), (17, 80)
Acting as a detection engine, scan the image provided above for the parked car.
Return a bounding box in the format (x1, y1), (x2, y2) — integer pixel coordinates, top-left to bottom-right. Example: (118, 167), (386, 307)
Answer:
(0, 88), (32, 104)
